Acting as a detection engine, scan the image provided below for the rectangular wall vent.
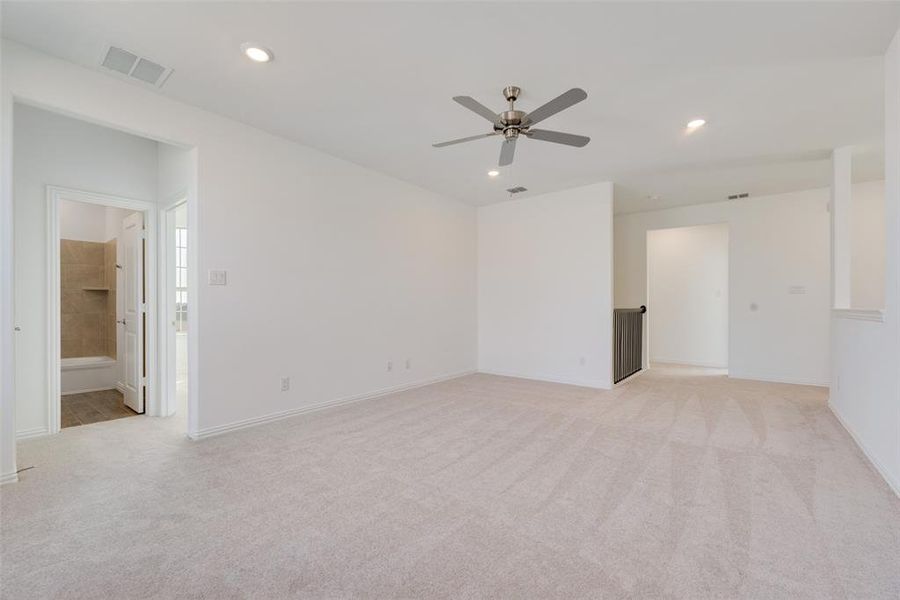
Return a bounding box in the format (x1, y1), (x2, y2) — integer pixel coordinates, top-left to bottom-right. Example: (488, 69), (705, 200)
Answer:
(100, 46), (172, 88)
(506, 186), (528, 194)
(727, 192), (750, 200)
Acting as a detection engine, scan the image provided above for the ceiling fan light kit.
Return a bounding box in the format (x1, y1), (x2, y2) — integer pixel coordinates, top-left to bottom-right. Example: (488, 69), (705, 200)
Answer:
(433, 85), (591, 167)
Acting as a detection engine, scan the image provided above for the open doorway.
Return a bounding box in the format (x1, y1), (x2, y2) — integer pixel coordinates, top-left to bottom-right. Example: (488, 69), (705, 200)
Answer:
(646, 223), (729, 372)
(12, 102), (196, 442)
(55, 194), (151, 427)
(163, 200), (189, 422)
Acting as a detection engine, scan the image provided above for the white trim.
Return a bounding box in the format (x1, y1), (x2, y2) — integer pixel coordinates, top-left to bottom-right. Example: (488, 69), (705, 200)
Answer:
(476, 369), (611, 390)
(0, 472), (19, 486)
(47, 186), (159, 435)
(650, 358), (729, 369)
(829, 400), (900, 498)
(115, 382), (127, 395)
(16, 426), (49, 440)
(605, 185), (615, 387)
(60, 386), (117, 396)
(160, 197), (187, 418)
(832, 308), (885, 322)
(46, 189), (60, 434)
(2, 91), (15, 489)
(183, 151), (200, 439)
(727, 371), (829, 387)
(190, 370), (475, 440)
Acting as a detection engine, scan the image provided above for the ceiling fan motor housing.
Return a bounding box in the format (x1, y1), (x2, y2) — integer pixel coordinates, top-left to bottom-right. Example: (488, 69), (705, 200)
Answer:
(498, 110), (525, 127)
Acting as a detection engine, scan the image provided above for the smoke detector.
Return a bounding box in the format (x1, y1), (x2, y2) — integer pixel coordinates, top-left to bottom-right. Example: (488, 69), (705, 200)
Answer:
(100, 46), (173, 88)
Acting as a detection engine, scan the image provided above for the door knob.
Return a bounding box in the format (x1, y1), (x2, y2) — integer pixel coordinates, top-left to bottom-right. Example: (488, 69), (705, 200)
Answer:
(117, 319), (126, 325)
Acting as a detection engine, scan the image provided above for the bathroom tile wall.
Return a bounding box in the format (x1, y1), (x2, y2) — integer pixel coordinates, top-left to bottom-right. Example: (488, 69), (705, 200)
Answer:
(60, 239), (116, 358)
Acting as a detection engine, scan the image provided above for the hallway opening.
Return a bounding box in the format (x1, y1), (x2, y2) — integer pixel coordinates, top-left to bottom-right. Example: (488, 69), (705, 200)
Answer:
(646, 223), (729, 371)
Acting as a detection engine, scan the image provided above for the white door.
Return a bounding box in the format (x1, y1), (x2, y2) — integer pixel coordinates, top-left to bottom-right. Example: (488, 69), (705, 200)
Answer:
(121, 212), (145, 413)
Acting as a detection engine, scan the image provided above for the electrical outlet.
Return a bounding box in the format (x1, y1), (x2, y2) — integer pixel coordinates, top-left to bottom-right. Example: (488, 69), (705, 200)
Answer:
(280, 377), (290, 392)
(387, 361), (393, 372)
(579, 357), (586, 366)
(405, 359), (411, 370)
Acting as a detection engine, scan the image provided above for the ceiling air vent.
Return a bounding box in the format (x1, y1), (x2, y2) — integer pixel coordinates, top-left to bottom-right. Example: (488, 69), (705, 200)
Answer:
(101, 46), (138, 74)
(727, 192), (750, 200)
(100, 46), (172, 88)
(506, 186), (528, 194)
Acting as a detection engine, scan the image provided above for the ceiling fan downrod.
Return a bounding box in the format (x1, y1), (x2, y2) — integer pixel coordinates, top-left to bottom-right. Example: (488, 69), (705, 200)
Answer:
(498, 85), (525, 139)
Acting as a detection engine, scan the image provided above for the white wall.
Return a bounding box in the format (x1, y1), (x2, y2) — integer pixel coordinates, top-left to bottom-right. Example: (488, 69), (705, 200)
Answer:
(647, 224), (729, 368)
(157, 143), (192, 205)
(58, 199), (135, 243)
(12, 103), (159, 438)
(478, 182), (614, 389)
(851, 180), (886, 309)
(615, 186), (846, 386)
(2, 41), (477, 475)
(830, 30), (900, 496)
(58, 199), (106, 242)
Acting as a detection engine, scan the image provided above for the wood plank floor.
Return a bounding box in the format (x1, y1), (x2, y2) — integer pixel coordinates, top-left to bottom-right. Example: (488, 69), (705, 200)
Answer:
(61, 389), (138, 428)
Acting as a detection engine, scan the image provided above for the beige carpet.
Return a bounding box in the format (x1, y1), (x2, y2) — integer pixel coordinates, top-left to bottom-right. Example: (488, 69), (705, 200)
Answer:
(2, 368), (899, 599)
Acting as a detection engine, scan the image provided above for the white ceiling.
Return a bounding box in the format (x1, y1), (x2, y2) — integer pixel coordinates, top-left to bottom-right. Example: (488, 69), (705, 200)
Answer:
(3, 2), (899, 213)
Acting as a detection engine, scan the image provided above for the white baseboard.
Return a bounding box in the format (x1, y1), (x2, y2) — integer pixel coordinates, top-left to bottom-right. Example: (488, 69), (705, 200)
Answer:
(15, 426), (50, 440)
(727, 371), (829, 388)
(0, 471), (18, 485)
(828, 400), (900, 498)
(476, 369), (612, 390)
(115, 382), (126, 394)
(61, 386), (116, 396)
(189, 370), (476, 441)
(651, 358), (728, 369)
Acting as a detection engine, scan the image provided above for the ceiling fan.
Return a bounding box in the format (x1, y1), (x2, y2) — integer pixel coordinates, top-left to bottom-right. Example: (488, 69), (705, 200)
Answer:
(432, 86), (590, 167)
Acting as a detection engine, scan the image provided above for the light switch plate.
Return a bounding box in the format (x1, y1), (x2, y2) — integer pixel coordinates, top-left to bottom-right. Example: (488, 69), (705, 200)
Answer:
(208, 270), (227, 286)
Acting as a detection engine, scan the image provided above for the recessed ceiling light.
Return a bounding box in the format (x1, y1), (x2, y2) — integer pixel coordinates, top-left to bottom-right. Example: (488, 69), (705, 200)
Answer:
(686, 118), (706, 129)
(487, 170), (499, 177)
(241, 43), (273, 63)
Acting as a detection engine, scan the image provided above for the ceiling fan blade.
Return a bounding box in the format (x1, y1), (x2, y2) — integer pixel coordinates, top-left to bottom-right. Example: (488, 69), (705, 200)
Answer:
(526, 129), (590, 147)
(432, 132), (499, 148)
(522, 88), (587, 127)
(498, 137), (516, 166)
(453, 96), (500, 123)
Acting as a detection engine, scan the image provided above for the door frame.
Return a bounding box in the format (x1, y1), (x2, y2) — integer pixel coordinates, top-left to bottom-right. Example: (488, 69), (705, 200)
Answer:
(46, 186), (159, 434)
(160, 196), (187, 417)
